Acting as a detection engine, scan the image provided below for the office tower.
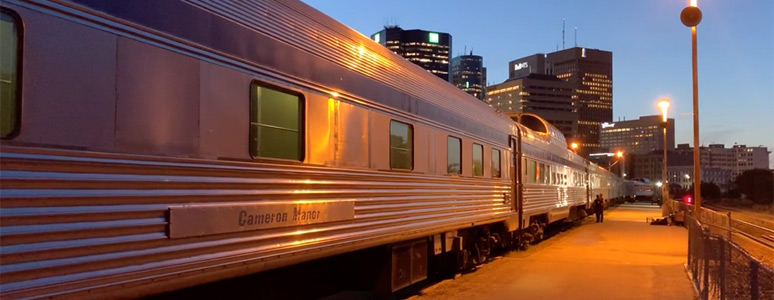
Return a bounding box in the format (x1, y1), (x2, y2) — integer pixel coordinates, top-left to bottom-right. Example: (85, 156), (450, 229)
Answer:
(451, 52), (486, 100)
(486, 74), (576, 139)
(371, 26), (452, 81)
(546, 47), (613, 155)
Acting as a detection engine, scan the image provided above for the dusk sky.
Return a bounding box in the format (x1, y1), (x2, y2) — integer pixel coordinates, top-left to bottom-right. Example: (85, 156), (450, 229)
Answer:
(302, 0), (773, 166)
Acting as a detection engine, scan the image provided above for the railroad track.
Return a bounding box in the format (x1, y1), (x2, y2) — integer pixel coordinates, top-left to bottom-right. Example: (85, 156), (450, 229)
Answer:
(703, 205), (774, 249)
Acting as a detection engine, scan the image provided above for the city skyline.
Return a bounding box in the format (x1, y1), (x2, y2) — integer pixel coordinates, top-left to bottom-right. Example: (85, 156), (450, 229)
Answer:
(301, 0), (774, 167)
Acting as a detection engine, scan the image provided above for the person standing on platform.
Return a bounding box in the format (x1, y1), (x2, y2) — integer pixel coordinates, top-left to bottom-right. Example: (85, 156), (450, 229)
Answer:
(593, 194), (604, 223)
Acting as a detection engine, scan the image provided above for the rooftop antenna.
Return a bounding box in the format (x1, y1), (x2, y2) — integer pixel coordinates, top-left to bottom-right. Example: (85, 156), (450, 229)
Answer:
(574, 26), (578, 47)
(562, 18), (565, 50)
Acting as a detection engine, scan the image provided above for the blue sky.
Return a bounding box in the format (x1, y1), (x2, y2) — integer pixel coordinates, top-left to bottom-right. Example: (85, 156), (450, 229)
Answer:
(302, 0), (773, 165)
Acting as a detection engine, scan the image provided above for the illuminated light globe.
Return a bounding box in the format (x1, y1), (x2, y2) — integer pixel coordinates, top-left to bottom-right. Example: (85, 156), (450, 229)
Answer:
(680, 6), (702, 27)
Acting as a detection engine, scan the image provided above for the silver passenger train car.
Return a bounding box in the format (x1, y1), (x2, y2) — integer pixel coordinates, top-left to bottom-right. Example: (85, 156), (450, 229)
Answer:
(0, 0), (623, 298)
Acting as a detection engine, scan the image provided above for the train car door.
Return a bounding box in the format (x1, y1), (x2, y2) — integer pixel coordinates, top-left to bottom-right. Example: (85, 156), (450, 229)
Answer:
(510, 130), (523, 231)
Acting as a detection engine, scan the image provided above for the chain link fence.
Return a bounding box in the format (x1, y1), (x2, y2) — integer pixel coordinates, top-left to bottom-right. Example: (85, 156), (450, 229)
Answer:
(686, 212), (774, 300)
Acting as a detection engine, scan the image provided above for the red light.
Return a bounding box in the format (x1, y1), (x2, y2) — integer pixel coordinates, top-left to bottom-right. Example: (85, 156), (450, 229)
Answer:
(684, 196), (692, 204)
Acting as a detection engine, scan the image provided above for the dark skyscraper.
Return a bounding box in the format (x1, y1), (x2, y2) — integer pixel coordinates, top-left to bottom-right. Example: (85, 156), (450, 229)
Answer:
(545, 47), (613, 155)
(451, 53), (486, 100)
(371, 26), (452, 81)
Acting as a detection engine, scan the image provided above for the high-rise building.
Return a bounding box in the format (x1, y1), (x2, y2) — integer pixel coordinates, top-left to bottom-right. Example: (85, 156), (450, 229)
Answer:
(451, 53), (486, 100)
(545, 47), (613, 155)
(371, 26), (452, 81)
(600, 115), (675, 155)
(485, 74), (576, 139)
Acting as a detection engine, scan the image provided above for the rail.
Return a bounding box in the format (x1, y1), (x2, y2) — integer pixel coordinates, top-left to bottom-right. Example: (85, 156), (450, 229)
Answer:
(698, 206), (774, 250)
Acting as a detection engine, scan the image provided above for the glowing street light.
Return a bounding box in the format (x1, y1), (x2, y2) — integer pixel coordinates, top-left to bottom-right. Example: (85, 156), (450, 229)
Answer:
(615, 150), (626, 179)
(658, 98), (671, 204)
(681, 0), (703, 213)
(570, 142), (579, 152)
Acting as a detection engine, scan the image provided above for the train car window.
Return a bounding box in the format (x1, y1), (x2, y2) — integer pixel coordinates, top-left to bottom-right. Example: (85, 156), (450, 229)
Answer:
(527, 159), (536, 183)
(491, 149), (501, 178)
(472, 143), (483, 177)
(447, 136), (461, 174)
(539, 163), (547, 184)
(389, 120), (413, 170)
(1, 9), (21, 139)
(249, 82), (304, 161)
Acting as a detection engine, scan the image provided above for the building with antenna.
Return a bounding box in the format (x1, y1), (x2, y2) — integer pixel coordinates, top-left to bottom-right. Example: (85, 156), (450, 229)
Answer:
(451, 52), (486, 100)
(371, 26), (452, 82)
(546, 47), (613, 156)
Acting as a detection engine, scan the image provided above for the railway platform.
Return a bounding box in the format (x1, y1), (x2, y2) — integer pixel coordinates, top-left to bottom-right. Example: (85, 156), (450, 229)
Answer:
(410, 203), (698, 300)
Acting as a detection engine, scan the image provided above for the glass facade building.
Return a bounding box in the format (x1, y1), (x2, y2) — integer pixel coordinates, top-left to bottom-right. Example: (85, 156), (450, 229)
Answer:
(451, 53), (486, 100)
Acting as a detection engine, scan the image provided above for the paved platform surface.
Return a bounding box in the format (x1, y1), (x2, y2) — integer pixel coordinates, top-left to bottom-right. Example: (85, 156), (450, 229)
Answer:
(411, 203), (699, 300)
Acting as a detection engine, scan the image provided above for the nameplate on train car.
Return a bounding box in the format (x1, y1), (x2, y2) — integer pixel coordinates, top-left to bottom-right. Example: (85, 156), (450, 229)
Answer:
(168, 201), (355, 238)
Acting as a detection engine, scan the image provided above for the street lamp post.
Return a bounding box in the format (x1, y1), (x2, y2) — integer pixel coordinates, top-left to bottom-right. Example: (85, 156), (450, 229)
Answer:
(658, 99), (670, 205)
(681, 1), (702, 213)
(616, 150), (624, 178)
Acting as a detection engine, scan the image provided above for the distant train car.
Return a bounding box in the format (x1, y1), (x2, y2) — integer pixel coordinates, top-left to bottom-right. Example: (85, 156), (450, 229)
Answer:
(629, 178), (656, 201)
(0, 1), (624, 298)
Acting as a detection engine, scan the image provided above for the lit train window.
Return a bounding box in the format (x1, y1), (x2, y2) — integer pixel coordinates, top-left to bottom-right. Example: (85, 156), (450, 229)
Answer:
(491, 149), (501, 178)
(539, 163), (547, 184)
(249, 82), (304, 161)
(389, 120), (413, 170)
(1, 9), (21, 139)
(472, 143), (483, 177)
(447, 136), (461, 174)
(528, 160), (536, 183)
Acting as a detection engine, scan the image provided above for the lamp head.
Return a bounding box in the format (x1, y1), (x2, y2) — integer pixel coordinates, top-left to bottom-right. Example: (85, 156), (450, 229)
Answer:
(658, 99), (671, 122)
(680, 6), (702, 27)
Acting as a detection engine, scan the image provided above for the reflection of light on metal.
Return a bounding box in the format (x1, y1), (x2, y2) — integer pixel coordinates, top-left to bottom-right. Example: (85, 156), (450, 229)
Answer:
(291, 190), (317, 194)
(329, 92), (339, 98)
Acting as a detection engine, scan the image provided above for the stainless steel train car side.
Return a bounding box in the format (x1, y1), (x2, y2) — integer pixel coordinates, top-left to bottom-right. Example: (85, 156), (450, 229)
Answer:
(0, 0), (624, 298)
(1, 0), (517, 298)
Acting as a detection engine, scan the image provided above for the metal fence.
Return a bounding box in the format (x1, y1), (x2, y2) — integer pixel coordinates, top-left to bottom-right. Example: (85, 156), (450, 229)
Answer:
(686, 213), (774, 300)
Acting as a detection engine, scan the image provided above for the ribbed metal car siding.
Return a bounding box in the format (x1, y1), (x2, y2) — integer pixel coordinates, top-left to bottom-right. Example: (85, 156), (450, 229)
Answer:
(522, 185), (586, 215)
(0, 148), (513, 297)
(183, 0), (514, 136)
